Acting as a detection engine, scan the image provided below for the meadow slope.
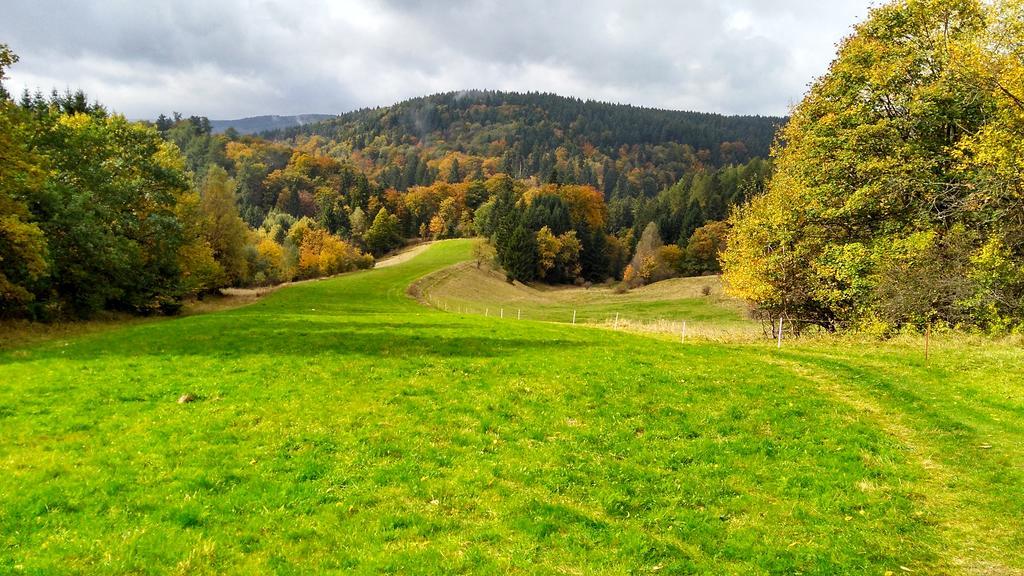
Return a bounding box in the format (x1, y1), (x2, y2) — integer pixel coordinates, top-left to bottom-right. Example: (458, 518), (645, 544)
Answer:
(1, 239), (1022, 575)
(409, 259), (757, 340)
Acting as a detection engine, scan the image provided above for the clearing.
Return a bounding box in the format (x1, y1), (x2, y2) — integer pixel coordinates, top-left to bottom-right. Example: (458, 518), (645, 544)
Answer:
(1, 239), (1022, 574)
(411, 259), (756, 340)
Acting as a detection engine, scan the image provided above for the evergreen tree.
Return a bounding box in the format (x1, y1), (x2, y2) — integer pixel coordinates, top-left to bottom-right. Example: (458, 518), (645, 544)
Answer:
(447, 158), (462, 183)
(704, 184), (727, 221)
(581, 225), (609, 282)
(502, 224), (537, 283)
(678, 200), (704, 245)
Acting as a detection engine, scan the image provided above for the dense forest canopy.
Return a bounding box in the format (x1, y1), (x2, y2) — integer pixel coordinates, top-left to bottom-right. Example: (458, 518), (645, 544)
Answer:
(147, 91), (778, 291)
(0, 52), (374, 320)
(723, 0), (1024, 335)
(263, 90), (782, 197)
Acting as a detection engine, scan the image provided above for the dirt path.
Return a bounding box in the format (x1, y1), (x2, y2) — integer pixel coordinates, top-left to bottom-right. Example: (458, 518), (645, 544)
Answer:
(219, 241), (434, 300)
(373, 241), (433, 268)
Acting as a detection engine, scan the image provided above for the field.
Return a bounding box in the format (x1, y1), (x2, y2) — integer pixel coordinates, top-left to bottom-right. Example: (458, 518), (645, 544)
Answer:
(410, 260), (756, 340)
(2, 239), (1023, 574)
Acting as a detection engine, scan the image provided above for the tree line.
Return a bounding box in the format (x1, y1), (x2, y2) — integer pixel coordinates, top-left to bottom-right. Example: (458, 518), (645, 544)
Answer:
(154, 102), (773, 289)
(0, 45), (373, 320)
(263, 90), (782, 201)
(1, 43), (777, 321)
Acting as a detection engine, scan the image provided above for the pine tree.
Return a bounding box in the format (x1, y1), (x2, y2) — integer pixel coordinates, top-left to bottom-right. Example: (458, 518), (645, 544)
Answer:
(678, 200), (704, 245)
(502, 224), (537, 283)
(581, 225), (609, 282)
(447, 158), (462, 183)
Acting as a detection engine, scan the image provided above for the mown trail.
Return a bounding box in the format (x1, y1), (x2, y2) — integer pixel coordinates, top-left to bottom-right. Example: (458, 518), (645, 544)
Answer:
(1, 239), (1021, 575)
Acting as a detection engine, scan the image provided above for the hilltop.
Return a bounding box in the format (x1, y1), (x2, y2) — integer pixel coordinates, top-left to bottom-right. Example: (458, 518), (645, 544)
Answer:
(262, 90), (784, 194)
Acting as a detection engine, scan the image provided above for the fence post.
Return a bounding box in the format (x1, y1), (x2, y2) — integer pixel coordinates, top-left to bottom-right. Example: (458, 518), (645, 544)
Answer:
(777, 317), (783, 349)
(485, 308), (489, 317)
(614, 312), (619, 329)
(681, 321), (687, 343)
(572, 310), (577, 325)
(518, 309), (521, 320)
(500, 308), (504, 319)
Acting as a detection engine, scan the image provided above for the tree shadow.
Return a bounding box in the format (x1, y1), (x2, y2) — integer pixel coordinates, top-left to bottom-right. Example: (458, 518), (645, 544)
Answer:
(0, 316), (584, 365)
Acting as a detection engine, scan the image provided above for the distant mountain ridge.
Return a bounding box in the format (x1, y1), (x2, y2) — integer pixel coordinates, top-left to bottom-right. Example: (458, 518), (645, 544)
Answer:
(210, 114), (336, 135)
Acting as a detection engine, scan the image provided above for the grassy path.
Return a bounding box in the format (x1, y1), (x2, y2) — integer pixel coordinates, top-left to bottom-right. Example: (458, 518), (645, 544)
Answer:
(1, 239), (1022, 574)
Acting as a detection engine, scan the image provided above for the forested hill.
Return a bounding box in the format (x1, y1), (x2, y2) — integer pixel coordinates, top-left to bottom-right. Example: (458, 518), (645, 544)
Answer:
(263, 90), (784, 196)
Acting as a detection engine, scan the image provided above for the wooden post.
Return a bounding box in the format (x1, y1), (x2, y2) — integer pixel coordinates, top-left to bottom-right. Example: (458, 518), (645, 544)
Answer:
(572, 310), (577, 325)
(681, 321), (687, 343)
(614, 313), (619, 329)
(777, 317), (783, 349)
(518, 309), (521, 320)
(485, 308), (489, 317)
(500, 308), (504, 319)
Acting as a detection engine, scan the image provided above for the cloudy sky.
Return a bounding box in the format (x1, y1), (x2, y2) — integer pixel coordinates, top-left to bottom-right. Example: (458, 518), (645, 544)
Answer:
(1, 0), (874, 120)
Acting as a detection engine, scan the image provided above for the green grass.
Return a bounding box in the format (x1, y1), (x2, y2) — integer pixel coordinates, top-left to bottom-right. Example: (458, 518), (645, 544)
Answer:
(412, 260), (753, 332)
(1, 239), (1022, 574)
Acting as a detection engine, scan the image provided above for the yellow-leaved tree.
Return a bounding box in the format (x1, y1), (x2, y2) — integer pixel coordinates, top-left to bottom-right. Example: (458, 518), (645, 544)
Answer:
(723, 0), (1024, 333)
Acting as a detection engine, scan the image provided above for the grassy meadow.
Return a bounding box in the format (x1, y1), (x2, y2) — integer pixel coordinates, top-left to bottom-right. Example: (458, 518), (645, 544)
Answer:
(1, 239), (1022, 574)
(412, 260), (756, 339)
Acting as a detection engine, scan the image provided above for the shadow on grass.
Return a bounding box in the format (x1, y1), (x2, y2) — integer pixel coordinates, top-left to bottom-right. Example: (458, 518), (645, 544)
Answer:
(0, 317), (585, 365)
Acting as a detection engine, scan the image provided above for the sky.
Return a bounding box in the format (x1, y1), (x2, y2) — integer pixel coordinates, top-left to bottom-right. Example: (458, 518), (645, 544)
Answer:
(1, 0), (874, 120)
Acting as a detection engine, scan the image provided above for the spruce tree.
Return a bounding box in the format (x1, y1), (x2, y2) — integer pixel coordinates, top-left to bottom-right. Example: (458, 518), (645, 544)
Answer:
(503, 224), (537, 283)
(447, 158), (462, 183)
(582, 225), (609, 282)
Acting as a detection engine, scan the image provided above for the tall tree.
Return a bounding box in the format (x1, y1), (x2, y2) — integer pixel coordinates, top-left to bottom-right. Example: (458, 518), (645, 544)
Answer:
(0, 43), (17, 101)
(0, 100), (48, 312)
(363, 207), (402, 256)
(200, 166), (250, 285)
(447, 158), (462, 183)
(723, 0), (1022, 332)
(502, 224), (537, 283)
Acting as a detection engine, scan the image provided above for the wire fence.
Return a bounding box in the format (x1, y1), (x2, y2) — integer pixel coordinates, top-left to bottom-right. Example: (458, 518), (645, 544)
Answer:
(420, 296), (765, 344)
(417, 296), (982, 361)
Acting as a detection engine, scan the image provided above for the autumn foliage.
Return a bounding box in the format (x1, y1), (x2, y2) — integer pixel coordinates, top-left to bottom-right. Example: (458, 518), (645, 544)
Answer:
(723, 0), (1024, 333)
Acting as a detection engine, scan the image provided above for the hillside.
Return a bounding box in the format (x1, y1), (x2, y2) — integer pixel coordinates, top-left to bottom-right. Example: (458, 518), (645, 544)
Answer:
(210, 114), (336, 135)
(410, 259), (757, 339)
(2, 240), (1022, 573)
(263, 91), (784, 195)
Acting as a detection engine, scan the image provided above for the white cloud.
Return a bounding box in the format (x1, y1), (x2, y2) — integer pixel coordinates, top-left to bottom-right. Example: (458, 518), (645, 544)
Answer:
(0, 0), (874, 119)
